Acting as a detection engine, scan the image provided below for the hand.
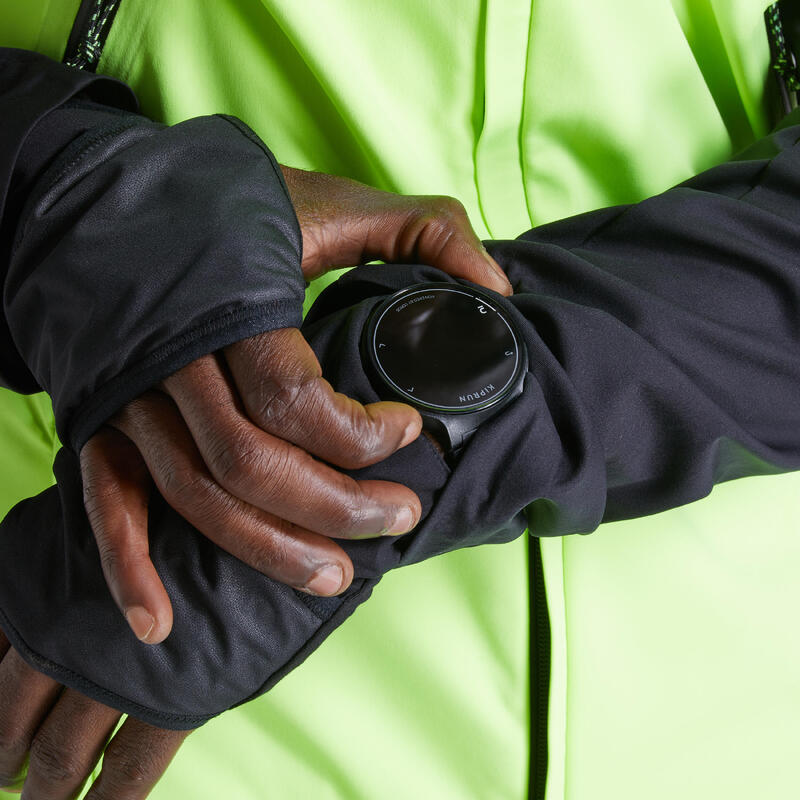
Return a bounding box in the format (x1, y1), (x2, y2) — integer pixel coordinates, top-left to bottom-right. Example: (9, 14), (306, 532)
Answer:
(81, 329), (424, 645)
(79, 166), (512, 646)
(279, 164), (513, 291)
(0, 631), (189, 799)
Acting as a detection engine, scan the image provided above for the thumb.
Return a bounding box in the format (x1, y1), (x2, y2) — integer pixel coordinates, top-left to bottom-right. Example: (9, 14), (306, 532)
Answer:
(386, 195), (513, 296)
(279, 164), (512, 294)
(79, 426), (174, 644)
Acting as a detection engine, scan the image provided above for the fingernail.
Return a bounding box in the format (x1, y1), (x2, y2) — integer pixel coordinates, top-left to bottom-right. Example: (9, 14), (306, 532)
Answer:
(482, 246), (513, 295)
(488, 264), (513, 295)
(399, 419), (421, 448)
(385, 505), (417, 535)
(125, 605), (155, 642)
(303, 564), (344, 596)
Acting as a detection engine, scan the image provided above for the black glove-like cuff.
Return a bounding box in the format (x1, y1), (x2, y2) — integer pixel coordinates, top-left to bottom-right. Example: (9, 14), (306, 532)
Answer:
(0, 266), (465, 730)
(7, 100), (304, 453)
(0, 47), (139, 394)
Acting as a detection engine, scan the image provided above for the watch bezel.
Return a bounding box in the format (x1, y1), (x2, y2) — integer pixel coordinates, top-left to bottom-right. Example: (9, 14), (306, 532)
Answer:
(361, 281), (526, 416)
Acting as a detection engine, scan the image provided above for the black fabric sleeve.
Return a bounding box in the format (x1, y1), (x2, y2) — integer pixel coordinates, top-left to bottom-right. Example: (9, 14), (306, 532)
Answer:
(1, 105), (800, 730)
(0, 47), (139, 394)
(0, 48), (304, 451)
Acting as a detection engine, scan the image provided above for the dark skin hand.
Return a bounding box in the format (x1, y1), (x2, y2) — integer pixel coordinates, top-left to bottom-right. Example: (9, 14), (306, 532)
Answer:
(81, 165), (512, 645)
(0, 628), (189, 799)
(0, 167), (510, 798)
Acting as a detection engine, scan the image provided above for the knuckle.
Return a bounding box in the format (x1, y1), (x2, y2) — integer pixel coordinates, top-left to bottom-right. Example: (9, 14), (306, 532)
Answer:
(427, 213), (459, 245)
(351, 431), (384, 465)
(240, 526), (286, 574)
(160, 464), (201, 504)
(0, 771), (23, 791)
(184, 479), (230, 524)
(97, 542), (121, 577)
(413, 195), (465, 232)
(252, 373), (317, 431)
(0, 728), (28, 789)
(96, 542), (147, 578)
(82, 474), (124, 512)
(208, 430), (264, 493)
(258, 445), (297, 504)
(161, 466), (220, 518)
(107, 395), (149, 433)
(325, 482), (372, 536)
(29, 731), (85, 785)
(312, 498), (352, 538)
(0, 729), (27, 768)
(87, 727), (189, 800)
(294, 387), (386, 467)
(339, 406), (385, 465)
(101, 756), (153, 793)
(432, 194), (466, 219)
(114, 757), (153, 787)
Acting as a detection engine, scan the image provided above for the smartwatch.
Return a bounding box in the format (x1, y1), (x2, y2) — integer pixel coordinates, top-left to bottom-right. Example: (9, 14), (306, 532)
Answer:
(360, 281), (528, 462)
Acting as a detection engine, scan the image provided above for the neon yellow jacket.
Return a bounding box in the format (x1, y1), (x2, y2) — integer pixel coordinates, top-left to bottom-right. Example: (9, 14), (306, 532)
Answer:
(2, 1), (799, 798)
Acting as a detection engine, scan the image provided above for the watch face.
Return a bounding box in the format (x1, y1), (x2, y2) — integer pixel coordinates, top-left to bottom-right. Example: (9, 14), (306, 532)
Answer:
(365, 283), (523, 412)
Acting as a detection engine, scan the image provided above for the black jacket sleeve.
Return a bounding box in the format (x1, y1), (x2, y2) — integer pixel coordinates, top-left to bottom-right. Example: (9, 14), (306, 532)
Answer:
(0, 48), (304, 452)
(2, 88), (800, 730)
(0, 47), (138, 394)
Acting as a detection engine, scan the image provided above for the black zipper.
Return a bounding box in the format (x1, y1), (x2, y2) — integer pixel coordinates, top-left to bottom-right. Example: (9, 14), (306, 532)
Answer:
(529, 535), (551, 799)
(62, 0), (123, 72)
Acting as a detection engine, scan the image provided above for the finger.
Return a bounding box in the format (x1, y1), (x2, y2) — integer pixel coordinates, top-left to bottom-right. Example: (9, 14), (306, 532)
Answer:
(0, 650), (61, 791)
(223, 327), (423, 470)
(160, 344), (423, 537)
(108, 390), (364, 595)
(83, 717), (190, 800)
(383, 195), (513, 296)
(79, 428), (173, 645)
(279, 166), (512, 295)
(21, 689), (120, 800)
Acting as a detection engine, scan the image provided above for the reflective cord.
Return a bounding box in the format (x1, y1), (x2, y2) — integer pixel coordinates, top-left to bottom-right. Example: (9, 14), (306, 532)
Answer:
(765, 2), (799, 115)
(63, 0), (121, 72)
